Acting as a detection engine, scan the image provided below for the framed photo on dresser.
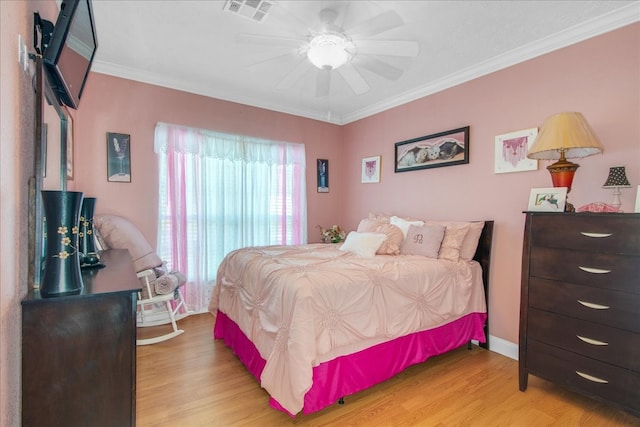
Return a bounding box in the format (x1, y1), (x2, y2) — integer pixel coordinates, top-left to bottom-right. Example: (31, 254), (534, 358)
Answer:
(527, 187), (567, 212)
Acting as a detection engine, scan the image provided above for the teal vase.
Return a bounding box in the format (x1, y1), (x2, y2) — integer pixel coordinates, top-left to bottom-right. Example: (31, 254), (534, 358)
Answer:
(79, 197), (101, 267)
(40, 191), (84, 297)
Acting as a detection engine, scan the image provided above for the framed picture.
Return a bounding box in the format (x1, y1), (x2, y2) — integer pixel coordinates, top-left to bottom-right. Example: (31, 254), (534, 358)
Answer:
(395, 126), (469, 173)
(635, 185), (640, 213)
(527, 187), (568, 212)
(66, 114), (74, 180)
(494, 128), (538, 174)
(107, 132), (131, 182)
(317, 159), (329, 193)
(361, 156), (381, 183)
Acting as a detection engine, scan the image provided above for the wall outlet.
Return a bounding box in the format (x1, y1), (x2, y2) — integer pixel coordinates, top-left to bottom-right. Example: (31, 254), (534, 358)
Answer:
(18, 34), (29, 73)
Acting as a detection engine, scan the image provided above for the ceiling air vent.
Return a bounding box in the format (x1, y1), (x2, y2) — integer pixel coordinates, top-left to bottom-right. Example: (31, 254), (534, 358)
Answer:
(223, 0), (273, 23)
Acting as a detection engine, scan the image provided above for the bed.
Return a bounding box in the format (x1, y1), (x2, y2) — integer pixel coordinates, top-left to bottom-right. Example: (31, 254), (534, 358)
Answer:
(209, 217), (493, 417)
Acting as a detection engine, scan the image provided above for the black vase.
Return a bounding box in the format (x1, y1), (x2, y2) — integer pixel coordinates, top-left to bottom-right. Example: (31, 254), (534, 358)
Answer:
(40, 190), (84, 297)
(79, 197), (101, 267)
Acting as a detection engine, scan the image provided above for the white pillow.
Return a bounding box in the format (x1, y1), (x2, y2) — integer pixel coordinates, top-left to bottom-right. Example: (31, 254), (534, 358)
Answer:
(339, 232), (387, 258)
(390, 216), (425, 239)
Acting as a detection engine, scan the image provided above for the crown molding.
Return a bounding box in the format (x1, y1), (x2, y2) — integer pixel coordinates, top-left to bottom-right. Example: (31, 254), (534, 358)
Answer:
(341, 4), (640, 124)
(92, 3), (639, 126)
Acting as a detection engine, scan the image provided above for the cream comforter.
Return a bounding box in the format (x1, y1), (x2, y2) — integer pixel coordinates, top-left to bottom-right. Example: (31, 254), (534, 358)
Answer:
(209, 243), (487, 415)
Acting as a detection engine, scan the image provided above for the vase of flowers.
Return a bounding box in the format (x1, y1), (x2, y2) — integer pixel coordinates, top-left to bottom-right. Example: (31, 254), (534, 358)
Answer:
(317, 224), (346, 243)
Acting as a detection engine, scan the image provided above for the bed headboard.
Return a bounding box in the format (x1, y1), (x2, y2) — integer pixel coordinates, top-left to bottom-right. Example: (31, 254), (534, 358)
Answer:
(472, 220), (493, 349)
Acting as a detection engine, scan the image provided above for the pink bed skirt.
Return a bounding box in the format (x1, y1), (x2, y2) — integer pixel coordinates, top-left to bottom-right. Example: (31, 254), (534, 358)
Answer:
(214, 310), (487, 417)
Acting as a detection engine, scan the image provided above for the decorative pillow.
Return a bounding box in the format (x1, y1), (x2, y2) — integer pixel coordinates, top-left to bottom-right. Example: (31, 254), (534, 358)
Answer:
(425, 220), (484, 261)
(93, 214), (163, 272)
(390, 215), (425, 239)
(339, 232), (387, 258)
(400, 224), (446, 258)
(437, 226), (469, 262)
(374, 223), (404, 255)
(357, 218), (383, 232)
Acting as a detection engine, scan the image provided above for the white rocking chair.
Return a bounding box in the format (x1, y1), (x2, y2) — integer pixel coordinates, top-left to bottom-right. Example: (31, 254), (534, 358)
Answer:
(136, 268), (186, 345)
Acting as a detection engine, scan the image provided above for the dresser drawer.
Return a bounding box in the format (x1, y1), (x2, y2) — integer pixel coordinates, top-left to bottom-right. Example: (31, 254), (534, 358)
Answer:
(527, 340), (640, 414)
(529, 277), (640, 333)
(530, 247), (639, 293)
(528, 308), (640, 371)
(530, 214), (640, 255)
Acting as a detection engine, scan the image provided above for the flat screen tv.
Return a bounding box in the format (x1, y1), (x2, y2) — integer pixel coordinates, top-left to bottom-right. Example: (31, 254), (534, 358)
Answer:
(43, 0), (98, 109)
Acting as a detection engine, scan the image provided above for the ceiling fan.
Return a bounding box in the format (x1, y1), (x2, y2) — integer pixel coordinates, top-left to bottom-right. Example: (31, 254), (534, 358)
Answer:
(235, 3), (420, 97)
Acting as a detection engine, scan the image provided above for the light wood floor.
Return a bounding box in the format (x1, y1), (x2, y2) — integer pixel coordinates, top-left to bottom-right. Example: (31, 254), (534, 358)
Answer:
(137, 314), (639, 426)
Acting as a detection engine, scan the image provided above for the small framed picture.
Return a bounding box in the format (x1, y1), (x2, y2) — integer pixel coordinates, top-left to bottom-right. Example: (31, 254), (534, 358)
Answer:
(361, 156), (381, 183)
(635, 185), (640, 213)
(494, 128), (538, 174)
(395, 126), (469, 173)
(317, 159), (329, 193)
(107, 132), (131, 182)
(527, 187), (568, 212)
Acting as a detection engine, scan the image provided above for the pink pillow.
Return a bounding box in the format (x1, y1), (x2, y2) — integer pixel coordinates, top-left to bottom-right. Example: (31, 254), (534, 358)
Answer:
(357, 218), (383, 232)
(437, 226), (468, 262)
(400, 224), (445, 258)
(94, 214), (163, 272)
(425, 220), (484, 261)
(374, 224), (404, 255)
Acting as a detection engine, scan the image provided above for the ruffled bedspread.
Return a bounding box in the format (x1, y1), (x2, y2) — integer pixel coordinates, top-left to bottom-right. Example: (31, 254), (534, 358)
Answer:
(209, 243), (486, 415)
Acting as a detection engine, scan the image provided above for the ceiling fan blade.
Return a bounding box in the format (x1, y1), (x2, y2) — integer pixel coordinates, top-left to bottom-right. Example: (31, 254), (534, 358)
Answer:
(356, 40), (419, 57)
(275, 57), (312, 90)
(236, 33), (305, 48)
(244, 51), (296, 69)
(357, 56), (404, 81)
(347, 10), (404, 38)
(316, 68), (331, 97)
(337, 63), (370, 95)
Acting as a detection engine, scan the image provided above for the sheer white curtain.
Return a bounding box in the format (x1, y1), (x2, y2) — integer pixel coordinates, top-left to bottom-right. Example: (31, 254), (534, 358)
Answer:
(154, 122), (307, 313)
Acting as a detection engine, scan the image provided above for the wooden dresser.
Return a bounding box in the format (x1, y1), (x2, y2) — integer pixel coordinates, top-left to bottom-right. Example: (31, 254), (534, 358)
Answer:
(22, 249), (141, 427)
(519, 212), (640, 417)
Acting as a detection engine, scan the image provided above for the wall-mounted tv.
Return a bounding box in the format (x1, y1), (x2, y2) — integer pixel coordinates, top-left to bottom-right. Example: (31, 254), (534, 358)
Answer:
(43, 0), (98, 109)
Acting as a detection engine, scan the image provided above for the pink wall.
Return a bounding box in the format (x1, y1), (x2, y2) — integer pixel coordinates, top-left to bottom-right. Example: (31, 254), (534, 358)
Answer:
(1, 1), (58, 425)
(341, 23), (640, 345)
(68, 76), (344, 247)
(68, 23), (637, 348)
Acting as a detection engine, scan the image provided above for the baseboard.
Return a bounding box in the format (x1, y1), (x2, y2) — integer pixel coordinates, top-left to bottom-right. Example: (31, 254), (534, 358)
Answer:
(488, 335), (518, 360)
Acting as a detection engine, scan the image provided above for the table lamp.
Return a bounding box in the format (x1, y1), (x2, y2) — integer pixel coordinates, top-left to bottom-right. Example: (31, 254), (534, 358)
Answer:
(527, 112), (604, 212)
(602, 166), (631, 210)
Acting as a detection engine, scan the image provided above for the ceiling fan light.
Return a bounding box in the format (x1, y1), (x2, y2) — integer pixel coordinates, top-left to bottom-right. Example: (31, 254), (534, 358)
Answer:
(307, 33), (352, 70)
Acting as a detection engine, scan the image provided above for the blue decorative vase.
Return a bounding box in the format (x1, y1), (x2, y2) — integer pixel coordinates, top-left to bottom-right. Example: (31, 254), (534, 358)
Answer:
(40, 191), (84, 297)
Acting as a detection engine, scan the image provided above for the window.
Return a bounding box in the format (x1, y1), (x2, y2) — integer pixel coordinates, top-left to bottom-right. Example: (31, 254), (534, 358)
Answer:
(154, 123), (307, 312)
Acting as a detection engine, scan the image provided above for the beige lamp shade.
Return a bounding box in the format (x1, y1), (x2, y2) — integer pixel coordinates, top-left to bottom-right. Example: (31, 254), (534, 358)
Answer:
(527, 112), (604, 160)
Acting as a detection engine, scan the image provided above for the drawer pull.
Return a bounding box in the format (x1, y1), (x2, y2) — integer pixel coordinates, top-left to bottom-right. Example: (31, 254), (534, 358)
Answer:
(576, 335), (608, 346)
(578, 266), (611, 274)
(580, 232), (613, 238)
(577, 300), (610, 310)
(576, 371), (608, 384)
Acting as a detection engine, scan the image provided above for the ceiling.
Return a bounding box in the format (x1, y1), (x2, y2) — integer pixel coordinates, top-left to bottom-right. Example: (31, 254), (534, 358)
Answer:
(89, 1), (639, 124)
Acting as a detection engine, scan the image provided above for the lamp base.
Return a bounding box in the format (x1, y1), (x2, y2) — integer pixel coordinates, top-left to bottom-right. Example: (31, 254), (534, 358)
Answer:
(565, 201), (575, 213)
(547, 158), (579, 191)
